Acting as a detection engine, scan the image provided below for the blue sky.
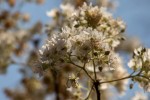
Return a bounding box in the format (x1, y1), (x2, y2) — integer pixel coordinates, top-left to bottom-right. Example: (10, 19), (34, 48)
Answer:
(0, 0), (150, 100)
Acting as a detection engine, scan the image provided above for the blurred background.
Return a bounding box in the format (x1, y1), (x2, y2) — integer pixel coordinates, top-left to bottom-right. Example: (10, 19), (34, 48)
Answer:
(0, 0), (150, 100)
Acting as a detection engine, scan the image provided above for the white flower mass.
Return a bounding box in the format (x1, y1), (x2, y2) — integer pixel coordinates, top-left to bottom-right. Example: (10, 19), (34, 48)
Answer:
(40, 3), (125, 68)
(39, 3), (149, 99)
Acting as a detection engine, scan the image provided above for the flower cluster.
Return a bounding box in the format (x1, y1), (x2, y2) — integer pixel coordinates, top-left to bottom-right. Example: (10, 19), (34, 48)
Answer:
(128, 47), (150, 91)
(71, 3), (125, 46)
(0, 32), (15, 73)
(39, 3), (127, 99)
(40, 3), (125, 67)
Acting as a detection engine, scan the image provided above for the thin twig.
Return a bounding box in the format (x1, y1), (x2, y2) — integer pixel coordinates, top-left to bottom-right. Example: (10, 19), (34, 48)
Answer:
(100, 75), (134, 84)
(85, 84), (94, 100)
(68, 54), (94, 81)
(100, 71), (150, 84)
(83, 68), (95, 81)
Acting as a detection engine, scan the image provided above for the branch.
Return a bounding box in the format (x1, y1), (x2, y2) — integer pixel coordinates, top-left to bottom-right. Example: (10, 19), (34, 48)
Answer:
(100, 71), (150, 84)
(100, 75), (134, 84)
(94, 81), (101, 100)
(68, 54), (94, 81)
(85, 84), (94, 100)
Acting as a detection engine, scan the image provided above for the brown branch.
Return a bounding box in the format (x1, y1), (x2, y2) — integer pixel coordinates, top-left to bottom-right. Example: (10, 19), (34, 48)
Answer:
(85, 84), (94, 100)
(68, 54), (94, 81)
(100, 71), (150, 84)
(94, 81), (101, 100)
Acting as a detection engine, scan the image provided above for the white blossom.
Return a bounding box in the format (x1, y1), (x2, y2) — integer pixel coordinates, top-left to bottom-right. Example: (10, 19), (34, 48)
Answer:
(128, 47), (150, 91)
(60, 3), (75, 17)
(46, 9), (58, 17)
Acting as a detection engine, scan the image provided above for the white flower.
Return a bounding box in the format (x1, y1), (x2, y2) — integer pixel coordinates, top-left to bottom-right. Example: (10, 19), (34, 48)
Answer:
(128, 59), (135, 68)
(128, 47), (148, 71)
(46, 9), (58, 17)
(143, 49), (150, 62)
(60, 3), (73, 11)
(60, 3), (75, 17)
(100, 7), (112, 17)
(134, 46), (143, 56)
